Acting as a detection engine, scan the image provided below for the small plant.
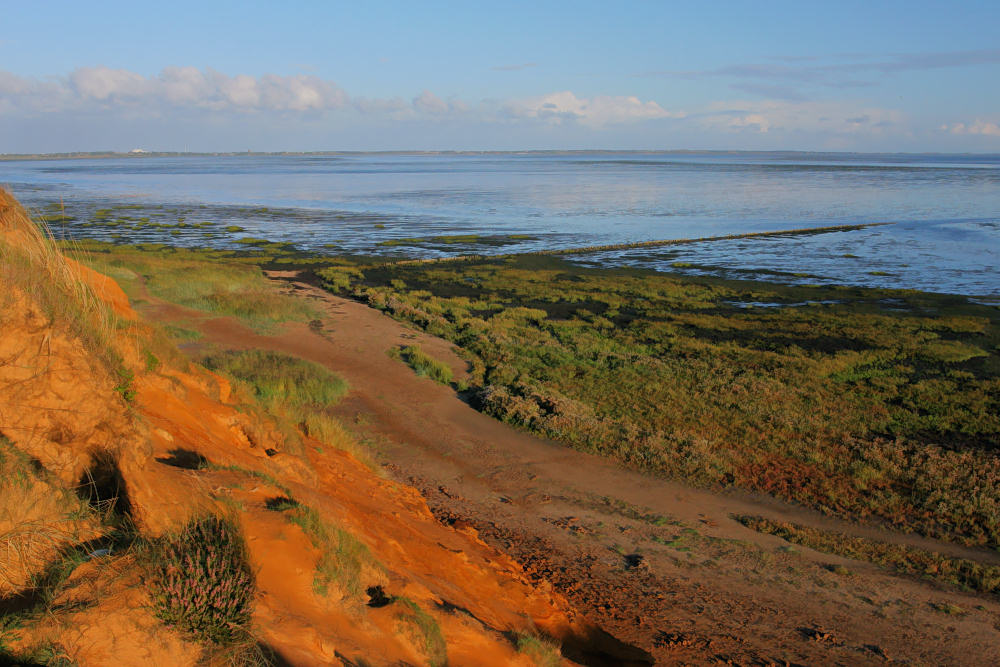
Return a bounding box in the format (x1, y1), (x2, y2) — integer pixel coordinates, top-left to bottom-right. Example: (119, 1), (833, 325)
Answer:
(931, 602), (966, 615)
(392, 597), (447, 667)
(515, 632), (562, 667)
(114, 367), (136, 403)
(267, 501), (372, 598)
(152, 516), (255, 644)
(143, 349), (161, 372)
(395, 345), (453, 385)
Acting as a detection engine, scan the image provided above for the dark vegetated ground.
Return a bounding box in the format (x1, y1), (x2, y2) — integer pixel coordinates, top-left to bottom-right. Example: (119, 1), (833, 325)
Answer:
(318, 254), (1000, 549)
(735, 514), (1000, 596)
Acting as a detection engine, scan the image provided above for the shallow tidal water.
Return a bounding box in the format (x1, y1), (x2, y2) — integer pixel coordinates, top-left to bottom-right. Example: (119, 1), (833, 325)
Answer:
(1, 151), (998, 299)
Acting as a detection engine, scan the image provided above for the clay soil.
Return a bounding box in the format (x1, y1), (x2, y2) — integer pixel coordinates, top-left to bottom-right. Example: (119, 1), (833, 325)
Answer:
(137, 270), (1000, 666)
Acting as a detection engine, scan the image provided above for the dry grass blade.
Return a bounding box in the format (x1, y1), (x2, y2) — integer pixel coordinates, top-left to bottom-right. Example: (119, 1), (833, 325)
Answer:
(0, 522), (74, 595)
(0, 189), (123, 372)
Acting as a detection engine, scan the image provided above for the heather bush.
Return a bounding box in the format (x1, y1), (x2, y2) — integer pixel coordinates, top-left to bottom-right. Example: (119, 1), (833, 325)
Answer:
(152, 516), (255, 644)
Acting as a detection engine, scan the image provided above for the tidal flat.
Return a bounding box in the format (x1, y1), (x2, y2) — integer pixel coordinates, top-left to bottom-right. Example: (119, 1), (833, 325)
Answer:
(6, 151), (998, 299)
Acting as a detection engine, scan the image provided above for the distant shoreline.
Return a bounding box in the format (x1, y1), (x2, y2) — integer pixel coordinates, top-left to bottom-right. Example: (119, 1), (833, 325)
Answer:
(3, 149), (999, 161)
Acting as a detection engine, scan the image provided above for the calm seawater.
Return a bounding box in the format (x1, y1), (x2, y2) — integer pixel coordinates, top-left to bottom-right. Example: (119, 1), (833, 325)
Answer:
(2, 152), (998, 299)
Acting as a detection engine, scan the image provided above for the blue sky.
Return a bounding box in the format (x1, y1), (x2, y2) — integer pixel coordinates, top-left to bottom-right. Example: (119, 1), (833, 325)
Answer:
(2, 1), (998, 152)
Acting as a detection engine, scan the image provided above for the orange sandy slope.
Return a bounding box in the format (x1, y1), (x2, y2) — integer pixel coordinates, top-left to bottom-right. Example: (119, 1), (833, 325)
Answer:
(0, 189), (598, 666)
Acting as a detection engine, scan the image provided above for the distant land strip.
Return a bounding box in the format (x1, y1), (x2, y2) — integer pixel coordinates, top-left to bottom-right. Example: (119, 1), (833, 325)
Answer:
(388, 222), (894, 266)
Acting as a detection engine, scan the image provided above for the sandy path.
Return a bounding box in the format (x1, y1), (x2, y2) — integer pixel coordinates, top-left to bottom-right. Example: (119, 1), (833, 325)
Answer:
(136, 273), (1000, 665)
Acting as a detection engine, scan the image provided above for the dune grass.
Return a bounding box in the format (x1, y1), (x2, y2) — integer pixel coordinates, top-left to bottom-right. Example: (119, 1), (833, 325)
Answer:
(390, 345), (453, 385)
(0, 438), (102, 597)
(200, 349), (352, 457)
(266, 499), (376, 599)
(0, 189), (123, 372)
(391, 596), (447, 667)
(514, 633), (562, 667)
(319, 255), (1000, 549)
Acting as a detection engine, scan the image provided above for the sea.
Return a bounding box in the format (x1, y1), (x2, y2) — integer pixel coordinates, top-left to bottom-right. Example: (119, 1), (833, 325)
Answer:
(1, 151), (998, 300)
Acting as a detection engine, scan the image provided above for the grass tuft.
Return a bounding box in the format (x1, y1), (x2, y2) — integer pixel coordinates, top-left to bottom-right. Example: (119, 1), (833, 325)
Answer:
(514, 632), (562, 667)
(392, 345), (453, 385)
(267, 501), (375, 599)
(392, 596), (447, 667)
(0, 188), (123, 373)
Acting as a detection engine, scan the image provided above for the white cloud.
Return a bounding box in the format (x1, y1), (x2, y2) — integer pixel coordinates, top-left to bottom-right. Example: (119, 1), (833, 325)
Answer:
(0, 67), (679, 132)
(504, 91), (681, 127)
(0, 70), (74, 113)
(412, 89), (450, 114)
(158, 66), (215, 105)
(942, 120), (1000, 137)
(699, 100), (904, 135)
(70, 66), (148, 101)
(2, 66), (349, 114)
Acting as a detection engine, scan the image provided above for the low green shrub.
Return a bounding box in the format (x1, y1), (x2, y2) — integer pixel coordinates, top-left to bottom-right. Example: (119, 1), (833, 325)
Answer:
(202, 349), (347, 410)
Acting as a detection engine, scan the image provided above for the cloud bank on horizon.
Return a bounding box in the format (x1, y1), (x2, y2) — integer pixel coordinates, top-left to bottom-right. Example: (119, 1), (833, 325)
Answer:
(3, 62), (996, 153)
(2, 2), (998, 153)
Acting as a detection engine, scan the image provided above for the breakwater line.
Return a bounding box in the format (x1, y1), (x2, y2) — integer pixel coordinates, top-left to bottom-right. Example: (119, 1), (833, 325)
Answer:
(388, 222), (894, 267)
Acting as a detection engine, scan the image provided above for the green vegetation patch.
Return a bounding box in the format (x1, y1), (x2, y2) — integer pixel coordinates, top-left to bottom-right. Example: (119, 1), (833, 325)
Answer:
(319, 255), (1000, 548)
(70, 243), (319, 332)
(202, 349), (348, 410)
(391, 345), (453, 385)
(735, 515), (1000, 596)
(162, 324), (203, 341)
(201, 349), (351, 457)
(515, 633), (562, 667)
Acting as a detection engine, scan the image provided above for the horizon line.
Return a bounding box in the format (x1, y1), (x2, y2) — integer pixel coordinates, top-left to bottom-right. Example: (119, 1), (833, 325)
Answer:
(3, 148), (1000, 161)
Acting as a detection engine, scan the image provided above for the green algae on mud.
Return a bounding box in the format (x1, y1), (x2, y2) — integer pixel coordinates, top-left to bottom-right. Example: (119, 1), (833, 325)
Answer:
(318, 254), (1000, 550)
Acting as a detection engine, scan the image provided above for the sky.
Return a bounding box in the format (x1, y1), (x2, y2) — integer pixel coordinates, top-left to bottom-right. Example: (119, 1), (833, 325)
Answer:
(2, 1), (999, 153)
